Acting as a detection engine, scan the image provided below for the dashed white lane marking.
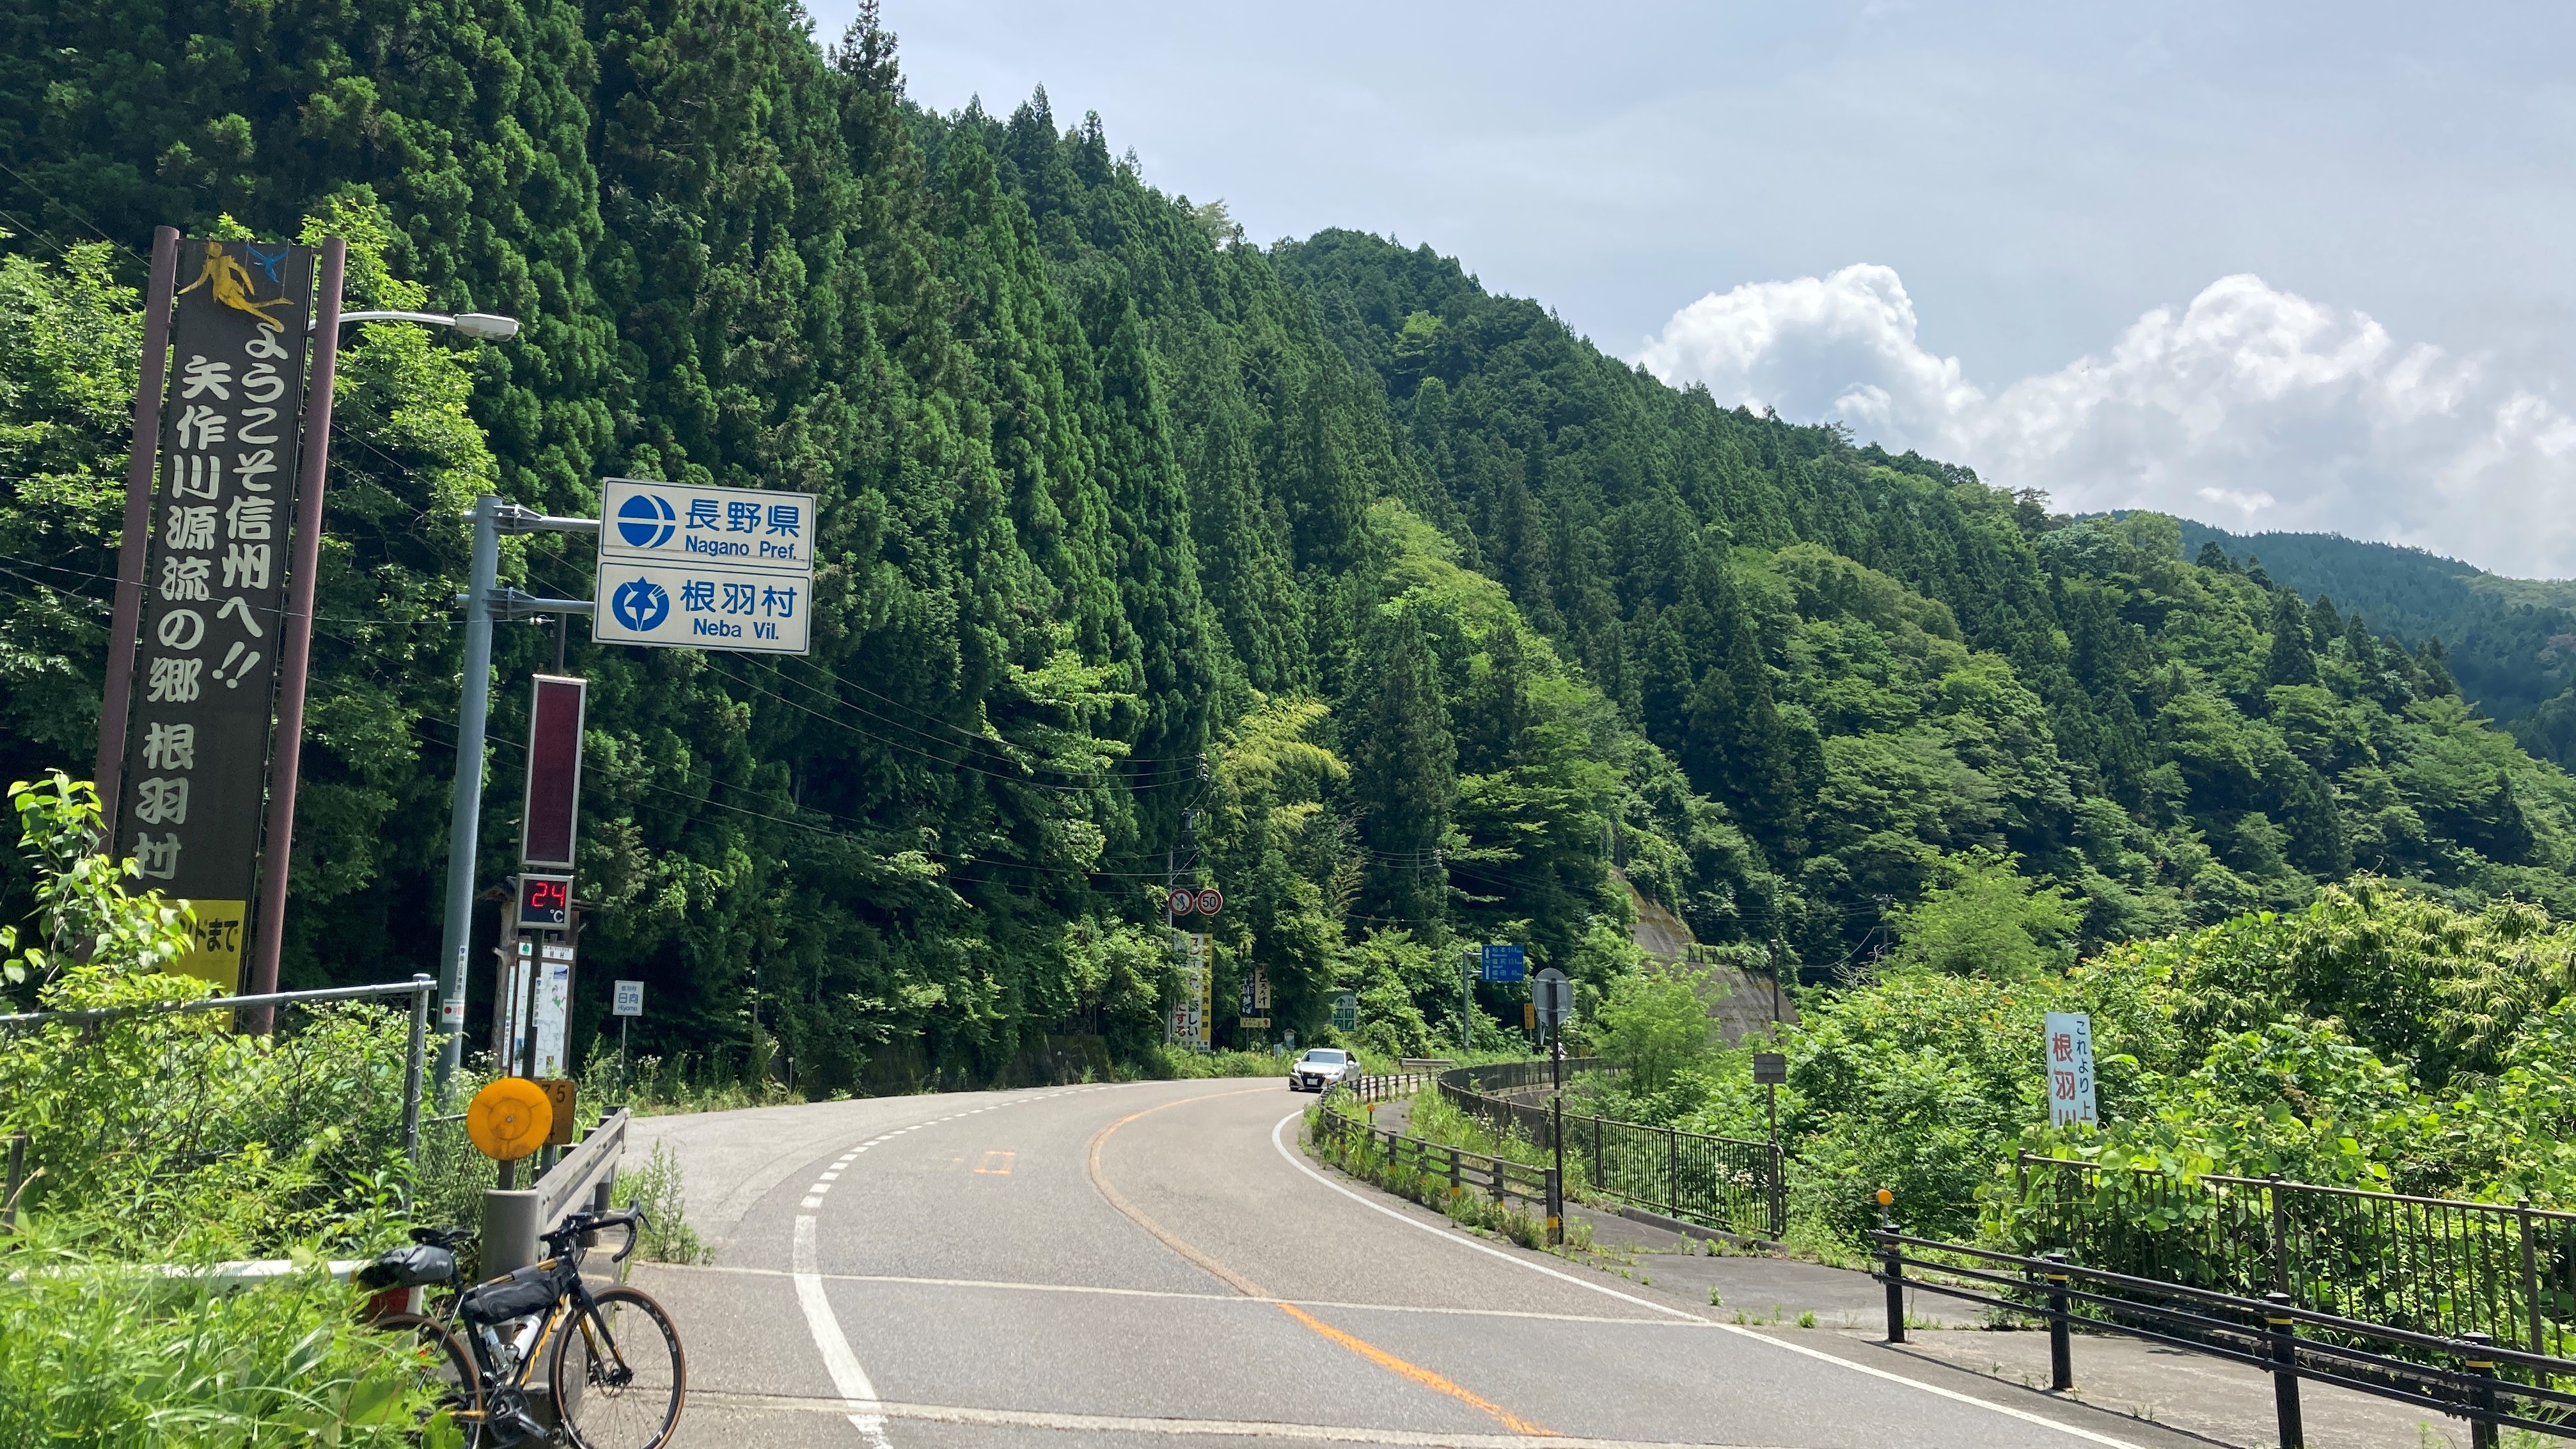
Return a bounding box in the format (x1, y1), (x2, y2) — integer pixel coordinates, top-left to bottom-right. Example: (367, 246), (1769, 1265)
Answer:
(793, 1214), (893, 1447)
(1267, 1112), (2151, 1449)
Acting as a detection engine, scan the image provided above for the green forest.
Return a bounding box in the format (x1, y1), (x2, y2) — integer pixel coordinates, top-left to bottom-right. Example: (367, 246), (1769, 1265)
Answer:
(6, 0), (2576, 1097)
(2174, 518), (2576, 748)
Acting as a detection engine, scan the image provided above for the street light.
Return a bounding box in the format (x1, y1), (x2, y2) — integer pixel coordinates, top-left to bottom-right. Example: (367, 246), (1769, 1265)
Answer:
(327, 308), (522, 340)
(323, 301), (556, 1089)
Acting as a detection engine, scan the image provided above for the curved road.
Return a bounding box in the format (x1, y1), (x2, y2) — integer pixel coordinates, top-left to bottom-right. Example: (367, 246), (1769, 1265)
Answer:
(627, 1080), (2208, 1449)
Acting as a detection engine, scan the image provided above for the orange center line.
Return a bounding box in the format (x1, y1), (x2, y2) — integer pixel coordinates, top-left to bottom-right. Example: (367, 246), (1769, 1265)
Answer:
(1085, 1086), (1559, 1438)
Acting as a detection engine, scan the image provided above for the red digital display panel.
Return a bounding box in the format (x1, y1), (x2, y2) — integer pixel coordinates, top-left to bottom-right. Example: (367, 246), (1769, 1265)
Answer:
(521, 675), (588, 869)
(519, 873), (572, 929)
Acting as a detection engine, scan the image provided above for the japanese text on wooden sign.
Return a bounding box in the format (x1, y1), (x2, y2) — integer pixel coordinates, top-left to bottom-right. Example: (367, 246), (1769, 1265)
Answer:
(116, 239), (316, 990)
(2045, 1010), (2096, 1128)
(592, 478), (813, 654)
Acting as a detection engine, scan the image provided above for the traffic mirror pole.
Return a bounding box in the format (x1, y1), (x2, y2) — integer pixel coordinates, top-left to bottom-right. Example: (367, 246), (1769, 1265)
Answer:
(433, 495), (598, 1089)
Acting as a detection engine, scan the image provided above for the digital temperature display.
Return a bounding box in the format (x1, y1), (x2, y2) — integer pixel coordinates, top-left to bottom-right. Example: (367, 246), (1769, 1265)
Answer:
(518, 873), (572, 929)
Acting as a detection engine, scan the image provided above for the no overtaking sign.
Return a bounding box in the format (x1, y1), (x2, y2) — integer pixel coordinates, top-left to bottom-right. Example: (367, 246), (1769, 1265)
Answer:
(593, 478), (814, 654)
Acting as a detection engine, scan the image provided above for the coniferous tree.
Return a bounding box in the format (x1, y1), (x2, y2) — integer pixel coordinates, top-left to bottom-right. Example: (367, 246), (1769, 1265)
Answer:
(1347, 608), (1456, 935)
(2267, 592), (2320, 688)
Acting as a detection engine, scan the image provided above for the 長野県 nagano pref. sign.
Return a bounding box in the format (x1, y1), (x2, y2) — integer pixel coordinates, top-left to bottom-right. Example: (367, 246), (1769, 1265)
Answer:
(592, 478), (813, 654)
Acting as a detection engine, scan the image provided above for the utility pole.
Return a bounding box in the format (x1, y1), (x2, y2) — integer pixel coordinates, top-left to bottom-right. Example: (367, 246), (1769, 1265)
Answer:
(433, 496), (597, 1088)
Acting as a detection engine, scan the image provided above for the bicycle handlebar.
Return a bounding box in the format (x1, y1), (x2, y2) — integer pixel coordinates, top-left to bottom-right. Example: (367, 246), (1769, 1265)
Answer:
(542, 1207), (650, 1263)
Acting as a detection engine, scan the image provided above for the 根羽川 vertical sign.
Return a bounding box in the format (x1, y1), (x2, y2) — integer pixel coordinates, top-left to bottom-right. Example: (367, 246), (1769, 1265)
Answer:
(116, 240), (315, 988)
(2044, 1010), (2097, 1128)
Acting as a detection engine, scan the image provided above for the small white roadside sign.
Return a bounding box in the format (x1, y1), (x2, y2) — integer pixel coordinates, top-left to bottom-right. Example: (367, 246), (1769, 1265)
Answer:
(613, 979), (644, 1018)
(2044, 1010), (2096, 1128)
(593, 478), (814, 655)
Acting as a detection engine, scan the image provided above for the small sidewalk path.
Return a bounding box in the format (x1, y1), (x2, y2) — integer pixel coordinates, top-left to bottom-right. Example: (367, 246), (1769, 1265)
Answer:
(1360, 1089), (2479, 1448)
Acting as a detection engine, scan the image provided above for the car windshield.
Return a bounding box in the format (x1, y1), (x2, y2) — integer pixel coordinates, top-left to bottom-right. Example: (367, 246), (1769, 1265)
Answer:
(1303, 1050), (1346, 1063)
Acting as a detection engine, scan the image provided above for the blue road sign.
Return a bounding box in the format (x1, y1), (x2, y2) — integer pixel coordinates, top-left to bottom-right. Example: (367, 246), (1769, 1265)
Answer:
(596, 479), (815, 656)
(1480, 943), (1526, 982)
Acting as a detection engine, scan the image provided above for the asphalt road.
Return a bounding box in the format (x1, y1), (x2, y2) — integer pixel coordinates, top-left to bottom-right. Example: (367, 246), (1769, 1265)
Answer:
(625, 1080), (2229, 1449)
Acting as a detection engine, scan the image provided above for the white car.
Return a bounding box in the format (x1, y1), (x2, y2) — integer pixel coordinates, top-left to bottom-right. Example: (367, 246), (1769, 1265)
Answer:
(1287, 1047), (1359, 1092)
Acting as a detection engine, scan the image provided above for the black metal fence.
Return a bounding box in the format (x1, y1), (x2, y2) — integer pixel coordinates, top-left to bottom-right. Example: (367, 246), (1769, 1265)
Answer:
(1312, 1080), (1559, 1232)
(2011, 1153), (2576, 1360)
(1438, 1059), (1785, 1240)
(1871, 1224), (2576, 1446)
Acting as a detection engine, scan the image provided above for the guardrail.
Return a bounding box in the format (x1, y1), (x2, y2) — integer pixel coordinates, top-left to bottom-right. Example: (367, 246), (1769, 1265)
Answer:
(1438, 1059), (1785, 1240)
(479, 1105), (630, 1276)
(1869, 1223), (2575, 1446)
(1312, 1079), (1561, 1240)
(2011, 1153), (2576, 1361)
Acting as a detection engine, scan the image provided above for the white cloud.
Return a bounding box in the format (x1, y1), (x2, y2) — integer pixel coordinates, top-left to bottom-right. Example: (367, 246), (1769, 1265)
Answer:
(1637, 266), (2576, 578)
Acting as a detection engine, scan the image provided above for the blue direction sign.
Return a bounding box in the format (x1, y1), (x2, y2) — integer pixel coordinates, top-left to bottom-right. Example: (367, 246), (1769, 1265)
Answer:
(1480, 943), (1526, 982)
(595, 479), (814, 655)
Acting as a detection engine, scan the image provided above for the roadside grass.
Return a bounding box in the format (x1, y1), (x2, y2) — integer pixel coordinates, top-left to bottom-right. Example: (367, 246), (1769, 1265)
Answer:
(1301, 1100), (1595, 1256)
(0, 1228), (452, 1448)
(613, 1140), (709, 1265)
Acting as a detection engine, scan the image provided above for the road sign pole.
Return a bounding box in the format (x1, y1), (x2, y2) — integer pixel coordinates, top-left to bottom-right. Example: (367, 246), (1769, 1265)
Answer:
(93, 226), (182, 842)
(242, 237), (347, 1025)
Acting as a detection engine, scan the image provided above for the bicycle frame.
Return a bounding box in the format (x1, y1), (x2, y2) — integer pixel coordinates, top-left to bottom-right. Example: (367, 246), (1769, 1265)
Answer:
(457, 1246), (629, 1439)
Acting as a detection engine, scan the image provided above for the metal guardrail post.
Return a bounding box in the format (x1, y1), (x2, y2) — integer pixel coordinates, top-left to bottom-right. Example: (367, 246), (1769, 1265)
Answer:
(483, 1188), (540, 1276)
(401, 974), (431, 1165)
(2043, 1252), (2074, 1391)
(2462, 1331), (2497, 1449)
(2518, 1200), (2544, 1356)
(1881, 1231), (1905, 1344)
(1667, 1127), (1679, 1216)
(2267, 1173), (2289, 1295)
(2266, 1291), (2305, 1449)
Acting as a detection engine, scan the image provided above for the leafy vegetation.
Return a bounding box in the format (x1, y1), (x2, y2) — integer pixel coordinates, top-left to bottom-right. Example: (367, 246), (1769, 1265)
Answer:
(1553, 878), (2576, 1253)
(3, 4), (2576, 1145)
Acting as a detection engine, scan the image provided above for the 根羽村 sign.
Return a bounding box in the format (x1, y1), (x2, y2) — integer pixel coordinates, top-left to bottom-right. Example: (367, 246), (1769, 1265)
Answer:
(116, 240), (317, 989)
(592, 478), (813, 654)
(2044, 1011), (2097, 1128)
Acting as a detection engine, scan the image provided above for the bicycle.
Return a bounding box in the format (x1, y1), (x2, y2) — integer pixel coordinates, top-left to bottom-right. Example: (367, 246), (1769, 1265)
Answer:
(360, 1210), (686, 1448)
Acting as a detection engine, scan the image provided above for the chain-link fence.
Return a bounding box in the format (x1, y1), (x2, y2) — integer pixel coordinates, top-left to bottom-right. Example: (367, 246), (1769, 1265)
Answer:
(0, 978), (432, 1254)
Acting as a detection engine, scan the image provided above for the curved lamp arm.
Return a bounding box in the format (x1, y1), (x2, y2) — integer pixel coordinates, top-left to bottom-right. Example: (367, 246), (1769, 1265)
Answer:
(324, 309), (521, 340)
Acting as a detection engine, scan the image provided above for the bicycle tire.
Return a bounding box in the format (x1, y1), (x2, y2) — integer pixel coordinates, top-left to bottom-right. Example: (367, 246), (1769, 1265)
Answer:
(551, 1285), (687, 1449)
(372, 1310), (484, 1446)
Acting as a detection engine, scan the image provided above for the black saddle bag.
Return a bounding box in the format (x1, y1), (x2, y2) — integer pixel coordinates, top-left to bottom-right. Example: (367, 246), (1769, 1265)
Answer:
(356, 1244), (456, 1290)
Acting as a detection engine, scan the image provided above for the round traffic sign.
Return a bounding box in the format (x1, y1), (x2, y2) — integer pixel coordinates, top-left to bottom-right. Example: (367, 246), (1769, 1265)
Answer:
(1167, 887), (1196, 916)
(466, 1076), (554, 1162)
(1195, 887), (1223, 916)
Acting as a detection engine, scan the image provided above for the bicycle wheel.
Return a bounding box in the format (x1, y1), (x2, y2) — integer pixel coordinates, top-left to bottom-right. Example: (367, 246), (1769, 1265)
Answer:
(551, 1285), (686, 1449)
(373, 1310), (483, 1445)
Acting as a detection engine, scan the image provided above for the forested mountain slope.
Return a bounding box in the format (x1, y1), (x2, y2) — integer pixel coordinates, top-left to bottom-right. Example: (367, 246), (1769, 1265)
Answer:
(2171, 519), (2576, 732)
(3, 0), (2573, 1086)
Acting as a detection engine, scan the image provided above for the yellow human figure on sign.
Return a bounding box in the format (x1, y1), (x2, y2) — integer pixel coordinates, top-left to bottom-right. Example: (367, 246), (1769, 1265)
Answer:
(176, 241), (294, 333)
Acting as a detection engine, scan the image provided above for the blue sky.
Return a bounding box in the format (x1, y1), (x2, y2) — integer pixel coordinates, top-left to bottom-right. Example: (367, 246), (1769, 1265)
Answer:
(849, 1), (2576, 576)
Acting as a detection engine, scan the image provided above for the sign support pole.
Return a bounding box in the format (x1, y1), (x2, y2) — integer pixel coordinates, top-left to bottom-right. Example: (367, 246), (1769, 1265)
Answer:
(93, 226), (182, 843)
(436, 496), (502, 1087)
(242, 237), (345, 1027)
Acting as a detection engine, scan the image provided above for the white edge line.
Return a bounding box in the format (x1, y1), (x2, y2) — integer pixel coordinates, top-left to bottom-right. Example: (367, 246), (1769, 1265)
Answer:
(1266, 1111), (2153, 1449)
(792, 1214), (894, 1448)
